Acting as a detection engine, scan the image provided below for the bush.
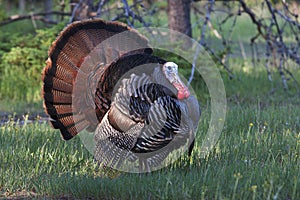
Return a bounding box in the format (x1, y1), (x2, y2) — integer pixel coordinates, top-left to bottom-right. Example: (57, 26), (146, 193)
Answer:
(0, 23), (65, 102)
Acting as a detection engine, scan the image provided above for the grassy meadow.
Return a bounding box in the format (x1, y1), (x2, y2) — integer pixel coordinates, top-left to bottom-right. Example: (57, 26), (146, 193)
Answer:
(0, 2), (300, 199)
(0, 64), (299, 199)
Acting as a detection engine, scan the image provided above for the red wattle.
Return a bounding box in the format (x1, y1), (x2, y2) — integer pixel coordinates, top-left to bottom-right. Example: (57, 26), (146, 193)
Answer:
(177, 88), (190, 100)
(173, 82), (190, 100)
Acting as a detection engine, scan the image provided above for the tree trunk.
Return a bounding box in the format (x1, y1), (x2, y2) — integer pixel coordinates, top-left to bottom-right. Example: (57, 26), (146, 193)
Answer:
(44, 0), (53, 22)
(70, 0), (94, 22)
(19, 0), (25, 14)
(168, 0), (192, 46)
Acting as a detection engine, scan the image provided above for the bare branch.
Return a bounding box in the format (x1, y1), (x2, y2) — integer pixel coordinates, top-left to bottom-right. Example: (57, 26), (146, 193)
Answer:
(0, 11), (71, 26)
(237, 0), (300, 90)
(189, 0), (215, 85)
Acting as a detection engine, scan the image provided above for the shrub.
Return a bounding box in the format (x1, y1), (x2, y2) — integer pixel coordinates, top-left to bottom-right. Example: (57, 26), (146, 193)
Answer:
(0, 23), (65, 102)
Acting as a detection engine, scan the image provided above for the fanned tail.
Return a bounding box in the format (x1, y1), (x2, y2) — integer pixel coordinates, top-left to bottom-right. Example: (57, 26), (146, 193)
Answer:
(42, 19), (152, 140)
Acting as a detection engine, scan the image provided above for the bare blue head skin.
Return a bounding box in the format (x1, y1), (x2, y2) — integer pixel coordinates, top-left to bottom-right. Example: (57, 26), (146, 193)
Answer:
(162, 62), (190, 100)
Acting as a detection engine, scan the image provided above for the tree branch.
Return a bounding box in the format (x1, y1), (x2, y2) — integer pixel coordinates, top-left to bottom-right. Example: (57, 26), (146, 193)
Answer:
(0, 11), (71, 26)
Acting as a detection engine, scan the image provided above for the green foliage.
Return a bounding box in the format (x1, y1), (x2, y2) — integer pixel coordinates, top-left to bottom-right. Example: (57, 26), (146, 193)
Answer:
(0, 23), (65, 102)
(0, 5), (6, 21)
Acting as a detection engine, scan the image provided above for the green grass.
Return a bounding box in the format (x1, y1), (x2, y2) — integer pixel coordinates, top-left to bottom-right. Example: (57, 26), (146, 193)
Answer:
(0, 53), (299, 199)
(0, 93), (299, 199)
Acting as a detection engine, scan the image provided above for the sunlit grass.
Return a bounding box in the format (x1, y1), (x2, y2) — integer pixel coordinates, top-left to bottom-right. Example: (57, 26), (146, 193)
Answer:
(0, 60), (299, 199)
(0, 100), (299, 199)
(0, 37), (299, 199)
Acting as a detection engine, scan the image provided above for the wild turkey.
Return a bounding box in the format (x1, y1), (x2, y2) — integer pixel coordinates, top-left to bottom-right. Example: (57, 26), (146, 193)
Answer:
(42, 19), (200, 173)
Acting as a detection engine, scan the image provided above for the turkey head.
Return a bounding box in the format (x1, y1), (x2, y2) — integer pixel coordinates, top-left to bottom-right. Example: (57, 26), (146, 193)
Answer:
(162, 62), (190, 100)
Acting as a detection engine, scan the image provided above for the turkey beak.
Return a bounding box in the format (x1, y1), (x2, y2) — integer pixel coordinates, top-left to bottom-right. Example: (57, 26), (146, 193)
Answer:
(172, 76), (190, 100)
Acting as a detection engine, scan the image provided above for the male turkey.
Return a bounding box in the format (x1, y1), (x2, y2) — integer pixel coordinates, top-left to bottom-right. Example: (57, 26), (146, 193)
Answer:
(42, 19), (200, 173)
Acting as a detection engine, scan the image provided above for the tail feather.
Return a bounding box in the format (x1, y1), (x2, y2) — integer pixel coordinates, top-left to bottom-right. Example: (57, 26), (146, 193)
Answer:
(45, 104), (73, 116)
(44, 60), (76, 84)
(58, 43), (89, 67)
(42, 19), (152, 140)
(52, 114), (89, 138)
(55, 53), (81, 74)
(59, 114), (86, 128)
(44, 90), (72, 104)
(43, 77), (73, 93)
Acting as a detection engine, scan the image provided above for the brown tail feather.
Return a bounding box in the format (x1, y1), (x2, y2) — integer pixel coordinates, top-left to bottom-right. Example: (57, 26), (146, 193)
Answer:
(43, 76), (73, 93)
(43, 59), (76, 85)
(68, 119), (90, 136)
(45, 105), (73, 116)
(57, 113), (86, 128)
(50, 113), (89, 139)
(42, 19), (152, 140)
(43, 90), (72, 104)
